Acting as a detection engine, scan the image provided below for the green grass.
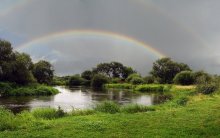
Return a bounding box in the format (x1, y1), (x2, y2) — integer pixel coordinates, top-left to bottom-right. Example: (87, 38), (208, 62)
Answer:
(105, 83), (172, 92)
(1, 86), (220, 137)
(0, 82), (59, 96)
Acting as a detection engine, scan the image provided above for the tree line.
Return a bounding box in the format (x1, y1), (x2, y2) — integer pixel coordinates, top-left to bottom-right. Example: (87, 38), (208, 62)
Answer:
(0, 39), (54, 85)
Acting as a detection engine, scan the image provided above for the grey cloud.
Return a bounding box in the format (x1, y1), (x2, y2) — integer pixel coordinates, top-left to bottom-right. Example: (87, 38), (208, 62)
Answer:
(1, 0), (220, 75)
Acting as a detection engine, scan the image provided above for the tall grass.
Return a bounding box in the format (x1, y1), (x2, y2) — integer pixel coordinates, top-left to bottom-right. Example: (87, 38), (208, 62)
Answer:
(1, 83), (59, 96)
(0, 107), (15, 131)
(94, 101), (120, 114)
(121, 104), (155, 113)
(31, 107), (65, 119)
(135, 84), (172, 92)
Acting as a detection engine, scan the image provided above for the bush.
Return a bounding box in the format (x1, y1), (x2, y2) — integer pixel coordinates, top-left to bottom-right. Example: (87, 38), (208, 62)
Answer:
(121, 104), (155, 113)
(68, 75), (84, 86)
(31, 107), (65, 119)
(197, 83), (218, 95)
(111, 78), (122, 84)
(196, 75), (219, 94)
(173, 71), (195, 85)
(0, 82), (12, 95)
(126, 73), (141, 83)
(94, 101), (120, 114)
(143, 76), (155, 84)
(91, 74), (109, 88)
(130, 77), (144, 85)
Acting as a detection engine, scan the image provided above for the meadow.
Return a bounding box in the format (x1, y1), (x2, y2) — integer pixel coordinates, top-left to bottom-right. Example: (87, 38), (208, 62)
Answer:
(0, 85), (220, 137)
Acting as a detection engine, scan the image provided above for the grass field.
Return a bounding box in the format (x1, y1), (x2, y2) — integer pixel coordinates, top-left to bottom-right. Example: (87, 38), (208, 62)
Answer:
(0, 86), (220, 137)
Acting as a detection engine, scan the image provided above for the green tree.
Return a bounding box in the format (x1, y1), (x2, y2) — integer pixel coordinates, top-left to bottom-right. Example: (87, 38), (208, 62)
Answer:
(12, 53), (35, 85)
(93, 62), (135, 79)
(81, 70), (93, 80)
(150, 58), (191, 84)
(33, 60), (54, 84)
(0, 40), (15, 81)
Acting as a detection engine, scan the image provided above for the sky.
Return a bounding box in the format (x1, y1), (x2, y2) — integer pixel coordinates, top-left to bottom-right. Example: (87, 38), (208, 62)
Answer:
(0, 0), (220, 76)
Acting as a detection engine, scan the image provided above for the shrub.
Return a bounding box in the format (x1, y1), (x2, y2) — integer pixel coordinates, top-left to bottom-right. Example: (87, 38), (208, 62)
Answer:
(126, 73), (141, 83)
(94, 101), (120, 114)
(111, 78), (122, 84)
(31, 107), (65, 119)
(130, 77), (144, 85)
(143, 76), (155, 84)
(121, 104), (155, 113)
(173, 71), (195, 85)
(0, 82), (12, 95)
(193, 71), (211, 84)
(197, 83), (218, 95)
(91, 74), (109, 88)
(68, 75), (84, 86)
(196, 75), (219, 94)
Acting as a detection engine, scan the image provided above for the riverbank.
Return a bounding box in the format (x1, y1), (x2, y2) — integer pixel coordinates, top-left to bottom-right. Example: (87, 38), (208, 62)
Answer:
(0, 82), (59, 97)
(105, 83), (195, 92)
(0, 87), (219, 137)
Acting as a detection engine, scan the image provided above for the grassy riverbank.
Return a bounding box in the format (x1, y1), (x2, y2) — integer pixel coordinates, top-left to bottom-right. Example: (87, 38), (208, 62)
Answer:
(0, 86), (220, 137)
(0, 82), (59, 96)
(105, 83), (195, 92)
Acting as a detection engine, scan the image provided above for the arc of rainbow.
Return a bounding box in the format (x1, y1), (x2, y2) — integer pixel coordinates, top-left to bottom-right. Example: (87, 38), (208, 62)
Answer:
(16, 30), (166, 58)
(0, 0), (31, 17)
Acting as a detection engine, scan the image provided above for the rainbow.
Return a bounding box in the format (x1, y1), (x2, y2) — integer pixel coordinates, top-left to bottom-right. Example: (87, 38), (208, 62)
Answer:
(16, 30), (166, 58)
(0, 0), (30, 17)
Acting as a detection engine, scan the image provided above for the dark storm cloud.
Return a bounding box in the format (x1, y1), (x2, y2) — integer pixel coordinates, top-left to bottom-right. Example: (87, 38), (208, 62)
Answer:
(0, 0), (220, 75)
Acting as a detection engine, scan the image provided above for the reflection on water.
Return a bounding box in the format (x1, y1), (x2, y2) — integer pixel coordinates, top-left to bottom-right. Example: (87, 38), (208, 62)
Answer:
(0, 86), (172, 113)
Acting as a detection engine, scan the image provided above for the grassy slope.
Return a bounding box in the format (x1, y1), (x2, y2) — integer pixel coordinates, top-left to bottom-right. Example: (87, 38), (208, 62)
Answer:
(1, 91), (220, 137)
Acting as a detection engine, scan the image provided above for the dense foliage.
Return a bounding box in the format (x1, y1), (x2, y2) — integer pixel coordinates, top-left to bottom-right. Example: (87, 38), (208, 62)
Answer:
(32, 60), (54, 84)
(91, 74), (109, 88)
(150, 58), (191, 84)
(173, 71), (195, 85)
(93, 62), (136, 79)
(0, 39), (54, 85)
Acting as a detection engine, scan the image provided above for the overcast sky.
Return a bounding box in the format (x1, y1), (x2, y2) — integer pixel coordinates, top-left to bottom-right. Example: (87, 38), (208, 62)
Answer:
(0, 0), (220, 76)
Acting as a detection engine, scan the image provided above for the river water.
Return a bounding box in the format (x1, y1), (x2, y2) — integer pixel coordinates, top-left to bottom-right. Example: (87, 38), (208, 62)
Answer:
(0, 86), (172, 113)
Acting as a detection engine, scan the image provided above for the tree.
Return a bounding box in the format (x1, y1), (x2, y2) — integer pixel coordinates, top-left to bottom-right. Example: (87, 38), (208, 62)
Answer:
(0, 40), (14, 62)
(0, 40), (15, 81)
(93, 62), (135, 79)
(150, 58), (191, 84)
(32, 60), (54, 84)
(12, 53), (35, 85)
(81, 70), (93, 80)
(121, 67), (136, 79)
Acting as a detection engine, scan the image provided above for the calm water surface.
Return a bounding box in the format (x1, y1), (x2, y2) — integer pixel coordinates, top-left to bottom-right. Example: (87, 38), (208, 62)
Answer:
(0, 86), (172, 113)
